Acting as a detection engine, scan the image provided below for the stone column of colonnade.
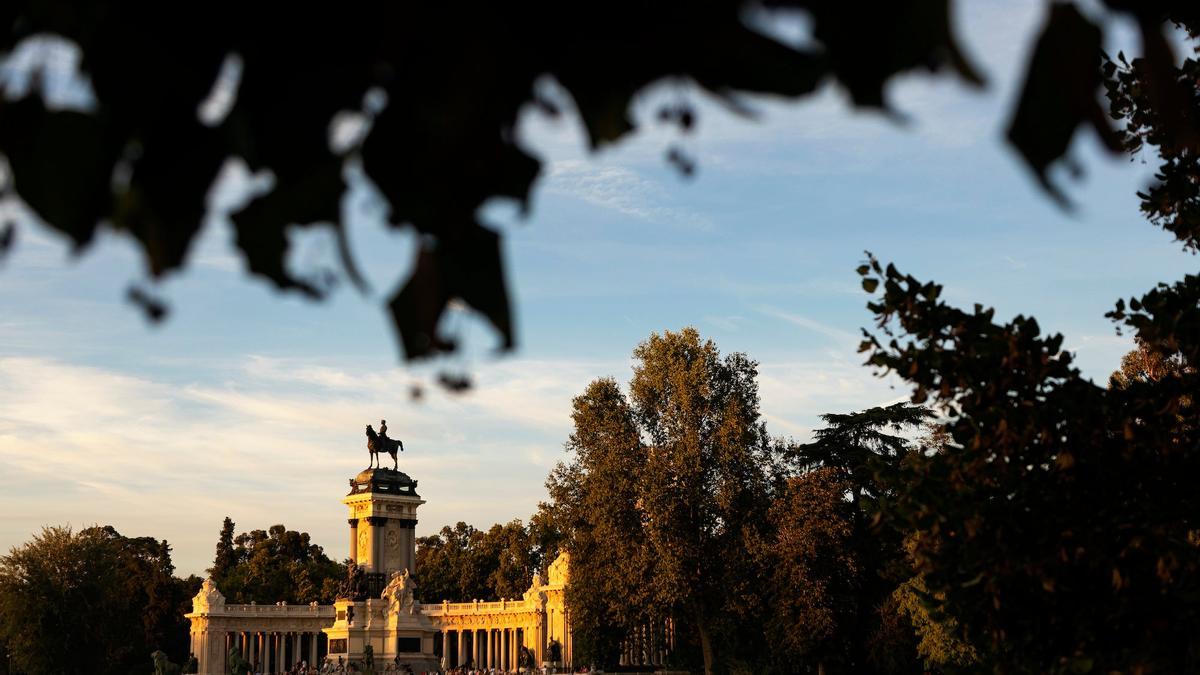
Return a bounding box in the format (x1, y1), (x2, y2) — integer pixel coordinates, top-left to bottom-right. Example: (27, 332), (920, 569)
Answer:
(473, 628), (481, 668)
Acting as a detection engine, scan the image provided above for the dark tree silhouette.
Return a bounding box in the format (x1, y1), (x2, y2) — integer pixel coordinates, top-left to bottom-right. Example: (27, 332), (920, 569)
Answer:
(2, 2), (1195, 368)
(857, 250), (1200, 672)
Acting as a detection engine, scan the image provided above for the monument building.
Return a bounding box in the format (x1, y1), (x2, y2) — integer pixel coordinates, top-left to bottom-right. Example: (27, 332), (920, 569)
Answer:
(185, 428), (575, 674)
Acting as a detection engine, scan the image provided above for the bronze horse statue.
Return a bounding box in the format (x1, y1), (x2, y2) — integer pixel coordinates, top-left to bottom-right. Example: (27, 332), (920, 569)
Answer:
(365, 424), (403, 470)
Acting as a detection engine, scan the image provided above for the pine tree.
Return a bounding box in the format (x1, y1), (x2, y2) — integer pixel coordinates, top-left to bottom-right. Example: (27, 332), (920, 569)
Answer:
(209, 517), (237, 581)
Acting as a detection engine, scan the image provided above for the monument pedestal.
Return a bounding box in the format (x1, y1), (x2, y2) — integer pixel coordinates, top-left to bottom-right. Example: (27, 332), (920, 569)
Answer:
(325, 468), (438, 671)
(324, 598), (439, 672)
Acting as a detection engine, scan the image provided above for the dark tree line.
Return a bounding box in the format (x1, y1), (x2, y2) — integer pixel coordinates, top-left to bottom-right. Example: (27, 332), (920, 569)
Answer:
(544, 323), (1199, 674)
(0, 526), (201, 675)
(412, 515), (560, 604)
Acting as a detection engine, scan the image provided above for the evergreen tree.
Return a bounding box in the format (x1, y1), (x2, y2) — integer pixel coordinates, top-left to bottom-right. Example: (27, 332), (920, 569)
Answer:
(210, 516), (237, 580)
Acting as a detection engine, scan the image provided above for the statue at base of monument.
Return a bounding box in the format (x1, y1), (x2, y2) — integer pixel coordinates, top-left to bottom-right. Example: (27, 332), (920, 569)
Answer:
(151, 650), (181, 675)
(365, 419), (404, 471)
(226, 646), (251, 675)
(381, 567), (417, 615)
(338, 560), (369, 601)
(362, 644), (375, 672)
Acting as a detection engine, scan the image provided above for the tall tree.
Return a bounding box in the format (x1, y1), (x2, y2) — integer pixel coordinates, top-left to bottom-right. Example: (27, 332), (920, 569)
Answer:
(769, 405), (929, 674)
(209, 516), (237, 580)
(546, 377), (653, 667)
(549, 329), (781, 674)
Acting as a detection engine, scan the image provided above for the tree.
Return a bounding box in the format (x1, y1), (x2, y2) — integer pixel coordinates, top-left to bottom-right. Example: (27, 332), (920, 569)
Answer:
(1109, 338), (1189, 389)
(207, 522), (345, 604)
(767, 404), (929, 674)
(764, 468), (860, 673)
(546, 377), (653, 667)
(210, 516), (237, 580)
(858, 252), (1200, 672)
(0, 525), (194, 675)
(1, 2), (1192, 366)
(548, 329), (781, 674)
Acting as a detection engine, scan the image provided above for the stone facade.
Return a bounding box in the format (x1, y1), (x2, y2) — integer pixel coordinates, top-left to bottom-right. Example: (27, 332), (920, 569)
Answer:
(185, 469), (575, 674)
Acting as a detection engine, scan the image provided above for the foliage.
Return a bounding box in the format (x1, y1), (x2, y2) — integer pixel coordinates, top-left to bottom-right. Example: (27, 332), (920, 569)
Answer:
(414, 519), (545, 603)
(0, 525), (195, 675)
(1, 2), (1191, 365)
(546, 376), (653, 668)
(892, 573), (978, 670)
(1102, 13), (1200, 251)
(762, 468), (860, 670)
(548, 329), (782, 674)
(207, 519), (345, 605)
(858, 252), (1200, 673)
(766, 404), (930, 674)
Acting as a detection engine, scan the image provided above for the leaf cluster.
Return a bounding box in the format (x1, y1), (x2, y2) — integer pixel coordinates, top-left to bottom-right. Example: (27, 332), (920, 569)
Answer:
(1, 1), (1183, 362)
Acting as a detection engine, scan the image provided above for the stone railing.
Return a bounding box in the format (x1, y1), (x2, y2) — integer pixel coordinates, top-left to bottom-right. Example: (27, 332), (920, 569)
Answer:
(419, 598), (532, 617)
(203, 603), (336, 618)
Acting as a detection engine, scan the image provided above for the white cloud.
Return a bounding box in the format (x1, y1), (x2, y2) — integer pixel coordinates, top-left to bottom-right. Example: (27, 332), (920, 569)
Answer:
(544, 160), (713, 231)
(0, 354), (618, 575)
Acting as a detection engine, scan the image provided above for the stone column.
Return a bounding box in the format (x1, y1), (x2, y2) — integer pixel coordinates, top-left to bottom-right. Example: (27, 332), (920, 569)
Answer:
(474, 628), (482, 668)
(348, 518), (359, 564)
(399, 518), (417, 574)
(275, 632), (283, 674)
(442, 630), (449, 667)
(309, 632), (318, 667)
(457, 628), (467, 668)
(486, 629), (493, 669)
(510, 628), (517, 673)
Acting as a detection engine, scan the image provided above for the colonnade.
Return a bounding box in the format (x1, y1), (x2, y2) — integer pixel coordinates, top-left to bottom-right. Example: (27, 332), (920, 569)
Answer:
(207, 629), (326, 673)
(437, 627), (525, 671)
(617, 619), (673, 668)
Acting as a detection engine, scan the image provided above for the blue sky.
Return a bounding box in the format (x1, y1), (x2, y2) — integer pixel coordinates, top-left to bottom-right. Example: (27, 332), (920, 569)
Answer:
(1, 0), (1196, 576)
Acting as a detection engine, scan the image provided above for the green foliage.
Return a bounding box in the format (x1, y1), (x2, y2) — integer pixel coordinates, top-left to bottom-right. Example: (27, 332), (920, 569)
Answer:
(858, 253), (1200, 672)
(547, 376), (654, 667)
(414, 517), (558, 603)
(0, 2), (1188, 364)
(892, 573), (978, 669)
(207, 519), (345, 605)
(0, 525), (194, 675)
(549, 329), (783, 674)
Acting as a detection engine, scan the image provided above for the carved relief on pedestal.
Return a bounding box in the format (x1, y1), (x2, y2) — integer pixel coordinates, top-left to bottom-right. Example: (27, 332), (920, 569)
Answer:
(358, 528), (370, 561)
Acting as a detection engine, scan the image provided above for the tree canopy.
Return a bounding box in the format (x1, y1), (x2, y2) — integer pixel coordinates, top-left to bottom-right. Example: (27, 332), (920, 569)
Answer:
(0, 525), (199, 675)
(205, 519), (346, 605)
(2, 2), (1196, 371)
(413, 519), (548, 603)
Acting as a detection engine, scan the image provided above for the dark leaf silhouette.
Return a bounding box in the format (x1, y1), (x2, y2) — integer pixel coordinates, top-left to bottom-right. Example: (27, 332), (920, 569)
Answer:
(0, 1), (1191, 359)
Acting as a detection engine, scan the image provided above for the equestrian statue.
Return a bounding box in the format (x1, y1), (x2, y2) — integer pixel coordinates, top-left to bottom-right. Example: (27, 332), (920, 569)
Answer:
(365, 418), (404, 470)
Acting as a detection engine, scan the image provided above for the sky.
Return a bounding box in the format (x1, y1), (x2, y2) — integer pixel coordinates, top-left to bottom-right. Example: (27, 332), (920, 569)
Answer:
(1, 0), (1196, 577)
